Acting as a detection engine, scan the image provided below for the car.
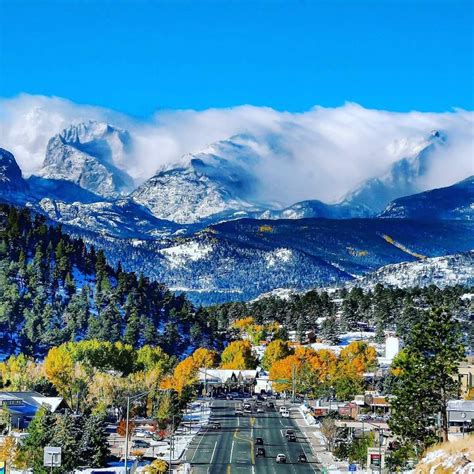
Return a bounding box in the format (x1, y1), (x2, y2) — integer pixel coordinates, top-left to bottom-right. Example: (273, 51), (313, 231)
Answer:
(282, 411), (290, 418)
(256, 447), (266, 457)
(288, 433), (297, 442)
(244, 408), (252, 414)
(279, 406), (287, 413)
(275, 454), (287, 464)
(255, 437), (264, 445)
(298, 452), (307, 463)
(132, 439), (150, 449)
(256, 407), (264, 413)
(235, 409), (243, 416)
(210, 422), (221, 429)
(285, 429), (295, 438)
(266, 401), (274, 408)
(226, 394), (233, 400)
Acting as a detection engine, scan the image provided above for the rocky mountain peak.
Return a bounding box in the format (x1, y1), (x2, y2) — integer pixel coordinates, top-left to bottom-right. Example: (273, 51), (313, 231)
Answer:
(0, 148), (28, 193)
(38, 121), (134, 199)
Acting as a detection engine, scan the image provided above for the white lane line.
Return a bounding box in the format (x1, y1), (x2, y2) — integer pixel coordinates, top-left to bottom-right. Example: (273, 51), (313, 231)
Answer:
(190, 427), (208, 462)
(229, 440), (235, 463)
(209, 440), (218, 465)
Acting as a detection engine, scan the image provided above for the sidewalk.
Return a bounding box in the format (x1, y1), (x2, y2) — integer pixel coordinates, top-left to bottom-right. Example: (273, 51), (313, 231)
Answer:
(292, 404), (352, 473)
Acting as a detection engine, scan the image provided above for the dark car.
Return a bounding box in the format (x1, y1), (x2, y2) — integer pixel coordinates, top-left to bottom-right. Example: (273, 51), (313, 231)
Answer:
(276, 454), (287, 463)
(132, 439), (150, 449)
(285, 429), (295, 438)
(256, 447), (266, 457)
(266, 401), (274, 408)
(298, 452), (307, 462)
(288, 433), (297, 442)
(255, 437), (264, 445)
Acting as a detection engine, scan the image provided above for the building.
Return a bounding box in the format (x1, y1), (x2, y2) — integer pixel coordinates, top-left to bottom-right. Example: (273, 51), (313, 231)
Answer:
(0, 391), (66, 429)
(458, 357), (474, 398)
(197, 369), (262, 395)
(447, 399), (474, 432)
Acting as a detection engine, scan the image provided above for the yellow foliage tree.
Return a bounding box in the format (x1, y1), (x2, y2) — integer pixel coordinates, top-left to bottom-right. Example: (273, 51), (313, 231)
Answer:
(261, 339), (294, 370)
(142, 459), (169, 473)
(0, 354), (43, 391)
(231, 317), (254, 331)
(191, 348), (218, 368)
(339, 341), (377, 374)
(43, 345), (89, 408)
(220, 340), (256, 370)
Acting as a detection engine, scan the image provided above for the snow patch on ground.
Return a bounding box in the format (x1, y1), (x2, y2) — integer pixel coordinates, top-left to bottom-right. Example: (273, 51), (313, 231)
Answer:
(265, 248), (293, 267)
(161, 241), (213, 269)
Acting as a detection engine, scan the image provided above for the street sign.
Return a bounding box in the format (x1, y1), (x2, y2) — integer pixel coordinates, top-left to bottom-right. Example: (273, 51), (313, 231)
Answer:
(349, 463), (357, 471)
(44, 446), (62, 467)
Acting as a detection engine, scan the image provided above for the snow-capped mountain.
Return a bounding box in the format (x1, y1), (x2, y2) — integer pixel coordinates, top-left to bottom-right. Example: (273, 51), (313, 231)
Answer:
(130, 134), (271, 224)
(349, 251), (474, 289)
(38, 121), (134, 198)
(380, 176), (474, 220)
(341, 130), (445, 214)
(0, 147), (29, 193)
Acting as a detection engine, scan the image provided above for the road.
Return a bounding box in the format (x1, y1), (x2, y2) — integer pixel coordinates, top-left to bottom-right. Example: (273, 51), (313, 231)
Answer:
(185, 400), (322, 473)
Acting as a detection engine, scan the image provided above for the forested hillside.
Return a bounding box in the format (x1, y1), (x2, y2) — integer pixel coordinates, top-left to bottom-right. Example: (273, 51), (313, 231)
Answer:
(0, 205), (221, 358)
(207, 285), (474, 349)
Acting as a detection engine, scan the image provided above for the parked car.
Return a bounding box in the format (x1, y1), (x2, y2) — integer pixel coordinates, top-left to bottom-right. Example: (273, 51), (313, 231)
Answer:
(285, 429), (295, 438)
(288, 433), (297, 442)
(132, 440), (150, 449)
(256, 447), (266, 457)
(266, 401), (274, 408)
(276, 454), (287, 464)
(255, 437), (264, 445)
(256, 407), (264, 413)
(235, 409), (243, 416)
(282, 410), (290, 418)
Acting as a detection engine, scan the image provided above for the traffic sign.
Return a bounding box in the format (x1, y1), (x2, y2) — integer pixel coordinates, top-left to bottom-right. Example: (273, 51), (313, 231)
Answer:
(44, 446), (61, 467)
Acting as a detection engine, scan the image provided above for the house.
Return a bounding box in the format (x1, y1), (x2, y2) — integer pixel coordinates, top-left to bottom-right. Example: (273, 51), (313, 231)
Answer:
(447, 399), (474, 432)
(0, 391), (66, 429)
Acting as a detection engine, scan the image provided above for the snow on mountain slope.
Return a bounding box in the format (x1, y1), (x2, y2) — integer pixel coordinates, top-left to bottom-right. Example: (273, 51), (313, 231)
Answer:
(342, 130), (446, 214)
(130, 134), (274, 224)
(38, 121), (134, 198)
(37, 198), (182, 239)
(0, 147), (29, 193)
(380, 176), (474, 220)
(350, 251), (474, 289)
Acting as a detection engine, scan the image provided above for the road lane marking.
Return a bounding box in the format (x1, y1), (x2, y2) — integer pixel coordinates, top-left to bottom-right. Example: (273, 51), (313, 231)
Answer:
(190, 427), (208, 462)
(209, 440), (217, 465)
(229, 440), (235, 463)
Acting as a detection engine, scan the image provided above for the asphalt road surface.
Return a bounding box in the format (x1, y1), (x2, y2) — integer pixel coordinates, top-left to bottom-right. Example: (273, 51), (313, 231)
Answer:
(185, 400), (322, 473)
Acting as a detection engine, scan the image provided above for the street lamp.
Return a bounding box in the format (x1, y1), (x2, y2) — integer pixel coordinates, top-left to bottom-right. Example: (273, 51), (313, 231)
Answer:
(124, 391), (150, 474)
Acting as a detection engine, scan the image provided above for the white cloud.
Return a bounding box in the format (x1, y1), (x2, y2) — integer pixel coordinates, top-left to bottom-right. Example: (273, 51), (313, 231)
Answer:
(0, 93), (472, 205)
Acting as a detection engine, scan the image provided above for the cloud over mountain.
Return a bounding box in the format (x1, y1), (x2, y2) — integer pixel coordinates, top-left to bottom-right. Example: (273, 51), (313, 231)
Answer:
(1, 94), (472, 205)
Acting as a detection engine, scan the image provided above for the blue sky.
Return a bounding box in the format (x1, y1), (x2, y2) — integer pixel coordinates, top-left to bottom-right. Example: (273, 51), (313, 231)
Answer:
(0, 0), (472, 117)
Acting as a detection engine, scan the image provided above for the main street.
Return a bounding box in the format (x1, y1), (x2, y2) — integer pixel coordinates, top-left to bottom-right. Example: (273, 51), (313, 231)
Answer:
(185, 400), (322, 473)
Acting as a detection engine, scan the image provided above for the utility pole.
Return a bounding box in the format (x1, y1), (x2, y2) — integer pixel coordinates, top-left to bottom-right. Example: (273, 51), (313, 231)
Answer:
(124, 395), (130, 474)
(291, 364), (296, 403)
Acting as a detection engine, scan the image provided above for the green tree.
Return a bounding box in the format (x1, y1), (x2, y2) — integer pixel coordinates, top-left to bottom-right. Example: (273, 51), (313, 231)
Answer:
(389, 309), (465, 456)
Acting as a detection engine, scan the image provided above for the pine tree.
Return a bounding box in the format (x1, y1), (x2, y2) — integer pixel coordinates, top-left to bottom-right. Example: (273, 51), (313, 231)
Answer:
(389, 309), (465, 456)
(79, 414), (110, 467)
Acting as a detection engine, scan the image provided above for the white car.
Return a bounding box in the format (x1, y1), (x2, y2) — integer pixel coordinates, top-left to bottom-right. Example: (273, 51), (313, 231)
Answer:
(256, 407), (264, 413)
(279, 406), (287, 413)
(275, 453), (287, 463)
(281, 410), (290, 418)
